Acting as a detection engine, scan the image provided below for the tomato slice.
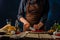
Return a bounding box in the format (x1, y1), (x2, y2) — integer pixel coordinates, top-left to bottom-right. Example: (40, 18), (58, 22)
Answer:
(35, 30), (44, 32)
(15, 32), (20, 34)
(31, 30), (44, 32)
(55, 33), (60, 36)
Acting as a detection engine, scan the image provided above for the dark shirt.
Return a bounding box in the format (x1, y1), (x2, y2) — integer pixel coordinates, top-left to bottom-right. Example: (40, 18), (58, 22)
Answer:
(17, 0), (49, 24)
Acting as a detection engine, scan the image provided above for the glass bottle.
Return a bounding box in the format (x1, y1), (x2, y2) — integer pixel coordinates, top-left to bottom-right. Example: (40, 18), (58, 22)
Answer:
(6, 19), (11, 25)
(15, 20), (20, 34)
(52, 20), (58, 31)
(56, 22), (60, 32)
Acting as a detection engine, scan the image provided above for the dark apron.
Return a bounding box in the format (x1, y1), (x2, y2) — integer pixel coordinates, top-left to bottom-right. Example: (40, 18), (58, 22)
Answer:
(25, 0), (44, 27)
(26, 12), (41, 26)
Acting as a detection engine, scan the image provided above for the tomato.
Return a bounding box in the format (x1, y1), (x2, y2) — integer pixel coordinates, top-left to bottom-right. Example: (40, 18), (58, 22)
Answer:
(31, 30), (44, 32)
(35, 30), (44, 32)
(15, 32), (20, 34)
(55, 33), (60, 36)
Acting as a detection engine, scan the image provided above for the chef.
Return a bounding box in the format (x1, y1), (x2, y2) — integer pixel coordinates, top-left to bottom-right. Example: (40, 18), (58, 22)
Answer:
(17, 0), (49, 32)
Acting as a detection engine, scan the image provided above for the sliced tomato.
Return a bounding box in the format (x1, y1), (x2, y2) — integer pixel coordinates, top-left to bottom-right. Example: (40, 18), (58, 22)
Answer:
(35, 30), (44, 32)
(55, 34), (60, 36)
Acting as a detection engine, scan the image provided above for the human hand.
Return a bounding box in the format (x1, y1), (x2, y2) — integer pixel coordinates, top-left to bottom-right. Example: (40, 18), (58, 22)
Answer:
(38, 22), (44, 29)
(33, 24), (39, 30)
(23, 22), (30, 31)
(33, 22), (44, 30)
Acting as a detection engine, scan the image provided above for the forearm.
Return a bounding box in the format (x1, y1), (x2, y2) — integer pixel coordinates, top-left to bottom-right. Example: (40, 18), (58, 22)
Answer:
(19, 17), (28, 24)
(19, 17), (30, 31)
(38, 14), (47, 27)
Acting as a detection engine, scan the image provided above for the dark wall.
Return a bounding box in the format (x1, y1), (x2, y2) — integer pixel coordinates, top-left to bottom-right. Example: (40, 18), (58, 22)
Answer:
(0, 0), (20, 27)
(45, 0), (60, 30)
(0, 0), (60, 29)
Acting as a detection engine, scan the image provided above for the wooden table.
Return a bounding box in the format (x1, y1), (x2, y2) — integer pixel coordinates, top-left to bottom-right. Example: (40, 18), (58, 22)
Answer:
(0, 31), (60, 40)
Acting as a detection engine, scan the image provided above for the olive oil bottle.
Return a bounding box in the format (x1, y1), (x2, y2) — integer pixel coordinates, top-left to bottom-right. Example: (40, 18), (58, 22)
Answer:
(15, 20), (20, 34)
(52, 21), (59, 31)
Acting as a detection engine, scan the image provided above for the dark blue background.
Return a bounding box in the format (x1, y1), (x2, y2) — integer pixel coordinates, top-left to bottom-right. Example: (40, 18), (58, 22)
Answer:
(0, 0), (20, 27)
(45, 0), (60, 30)
(0, 0), (60, 29)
